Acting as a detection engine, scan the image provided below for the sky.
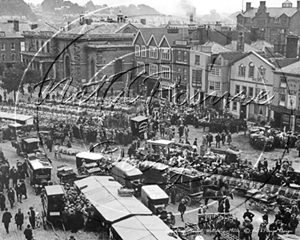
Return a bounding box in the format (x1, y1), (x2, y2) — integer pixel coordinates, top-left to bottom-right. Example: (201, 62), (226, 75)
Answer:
(25, 0), (297, 15)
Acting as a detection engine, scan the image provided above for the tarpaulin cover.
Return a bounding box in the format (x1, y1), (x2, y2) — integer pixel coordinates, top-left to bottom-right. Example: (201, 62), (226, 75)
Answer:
(74, 176), (152, 223)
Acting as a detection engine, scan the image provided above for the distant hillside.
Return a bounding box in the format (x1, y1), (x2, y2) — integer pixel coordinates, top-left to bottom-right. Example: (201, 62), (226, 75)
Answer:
(41, 0), (160, 16)
(0, 0), (37, 21)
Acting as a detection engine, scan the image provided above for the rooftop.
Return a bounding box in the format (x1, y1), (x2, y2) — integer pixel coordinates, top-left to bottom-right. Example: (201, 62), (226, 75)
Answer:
(203, 41), (233, 54)
(225, 40), (260, 52)
(240, 7), (299, 18)
(0, 21), (31, 38)
(218, 51), (246, 64)
(275, 60), (300, 75)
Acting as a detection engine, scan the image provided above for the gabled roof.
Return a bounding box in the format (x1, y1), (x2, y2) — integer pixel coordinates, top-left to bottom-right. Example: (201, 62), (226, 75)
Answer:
(32, 23), (59, 33)
(147, 34), (158, 46)
(231, 50), (276, 69)
(271, 58), (300, 69)
(275, 60), (300, 75)
(137, 28), (189, 47)
(218, 51), (246, 65)
(114, 22), (156, 34)
(251, 40), (274, 51)
(203, 41), (232, 54)
(158, 35), (171, 48)
(225, 41), (260, 52)
(0, 21), (32, 38)
(132, 30), (147, 45)
(241, 7), (299, 18)
(66, 22), (122, 35)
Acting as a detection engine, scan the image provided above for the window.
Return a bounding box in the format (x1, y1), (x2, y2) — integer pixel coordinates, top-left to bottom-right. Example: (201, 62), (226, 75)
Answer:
(1, 54), (5, 61)
(249, 62), (254, 78)
(183, 51), (188, 62)
(279, 94), (286, 106)
(137, 62), (145, 74)
(11, 42), (15, 50)
(238, 64), (246, 76)
(149, 64), (158, 77)
(258, 66), (266, 79)
(232, 102), (237, 111)
(41, 41), (44, 52)
(11, 53), (15, 61)
(46, 42), (50, 53)
(209, 66), (220, 76)
(192, 70), (202, 87)
(161, 65), (170, 79)
(1, 43), (5, 50)
(161, 48), (170, 60)
(135, 45), (140, 57)
(195, 55), (200, 65)
(255, 87), (261, 96)
(183, 68), (188, 81)
(141, 46), (146, 57)
(280, 76), (287, 88)
(249, 87), (254, 97)
(235, 85), (240, 95)
(149, 46), (158, 59)
(209, 81), (221, 91)
(177, 50), (182, 61)
(36, 40), (39, 51)
(242, 86), (247, 95)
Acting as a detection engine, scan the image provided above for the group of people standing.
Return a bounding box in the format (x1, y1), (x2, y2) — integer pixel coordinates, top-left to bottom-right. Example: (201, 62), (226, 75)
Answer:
(202, 131), (232, 148)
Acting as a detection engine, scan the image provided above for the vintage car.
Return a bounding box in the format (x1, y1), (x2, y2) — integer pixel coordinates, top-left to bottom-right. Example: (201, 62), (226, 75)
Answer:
(12, 137), (40, 156)
(75, 152), (108, 175)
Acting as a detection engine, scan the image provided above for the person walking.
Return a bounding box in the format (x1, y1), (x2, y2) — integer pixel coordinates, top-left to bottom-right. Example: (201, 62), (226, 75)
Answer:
(15, 208), (24, 230)
(227, 131), (232, 145)
(15, 183), (22, 203)
(243, 209), (255, 222)
(215, 133), (221, 148)
(221, 130), (226, 146)
(10, 167), (19, 188)
(178, 199), (187, 222)
(28, 207), (36, 229)
(0, 192), (6, 211)
(7, 187), (15, 209)
(24, 224), (33, 240)
(20, 180), (27, 199)
(2, 208), (12, 233)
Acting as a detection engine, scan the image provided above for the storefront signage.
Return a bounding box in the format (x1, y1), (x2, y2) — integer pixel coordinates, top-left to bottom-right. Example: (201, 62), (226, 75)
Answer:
(282, 114), (290, 124)
(287, 95), (297, 109)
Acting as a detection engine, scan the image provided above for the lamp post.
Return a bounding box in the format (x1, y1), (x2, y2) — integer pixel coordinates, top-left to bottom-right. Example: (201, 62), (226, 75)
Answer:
(289, 97), (295, 131)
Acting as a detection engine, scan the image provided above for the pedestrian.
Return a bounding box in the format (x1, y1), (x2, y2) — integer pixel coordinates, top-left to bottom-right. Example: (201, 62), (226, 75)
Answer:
(15, 183), (22, 203)
(28, 207), (36, 229)
(221, 130), (226, 145)
(54, 142), (61, 160)
(15, 208), (24, 230)
(184, 125), (189, 140)
(258, 222), (269, 240)
(227, 131), (232, 145)
(289, 213), (299, 234)
(215, 133), (221, 148)
(7, 187), (15, 209)
(193, 138), (198, 147)
(2, 208), (12, 233)
(207, 133), (213, 147)
(285, 135), (290, 153)
(69, 236), (76, 240)
(243, 218), (253, 240)
(24, 224), (33, 240)
(178, 199), (187, 222)
(0, 192), (6, 211)
(10, 167), (18, 188)
(243, 209), (255, 222)
(20, 180), (27, 199)
(262, 209), (269, 224)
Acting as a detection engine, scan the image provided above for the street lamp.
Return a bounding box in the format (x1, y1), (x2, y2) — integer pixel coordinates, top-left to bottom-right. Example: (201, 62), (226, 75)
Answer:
(289, 97), (295, 131)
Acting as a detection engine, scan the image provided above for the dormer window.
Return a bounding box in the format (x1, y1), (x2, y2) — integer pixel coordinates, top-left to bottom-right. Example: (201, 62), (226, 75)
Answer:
(238, 64), (246, 76)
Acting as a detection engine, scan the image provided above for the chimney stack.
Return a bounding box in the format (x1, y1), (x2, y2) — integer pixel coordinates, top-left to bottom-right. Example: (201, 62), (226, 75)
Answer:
(286, 35), (298, 58)
(237, 32), (245, 52)
(13, 20), (19, 32)
(140, 19), (146, 25)
(246, 2), (251, 11)
(260, 1), (266, 7)
(297, 1), (300, 9)
(79, 14), (84, 25)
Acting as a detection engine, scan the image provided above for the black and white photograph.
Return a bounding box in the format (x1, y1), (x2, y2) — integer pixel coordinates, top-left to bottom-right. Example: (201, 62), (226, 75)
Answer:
(0, 0), (300, 239)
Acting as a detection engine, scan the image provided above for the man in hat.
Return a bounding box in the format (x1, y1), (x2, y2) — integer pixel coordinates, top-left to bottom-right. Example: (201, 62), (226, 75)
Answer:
(198, 204), (206, 231)
(24, 224), (33, 240)
(28, 207), (36, 229)
(289, 213), (299, 234)
(178, 199), (187, 222)
(243, 218), (253, 240)
(243, 209), (255, 222)
(0, 191), (6, 211)
(15, 208), (24, 230)
(7, 187), (15, 209)
(258, 221), (269, 240)
(262, 209), (269, 224)
(2, 208), (12, 233)
(20, 180), (27, 199)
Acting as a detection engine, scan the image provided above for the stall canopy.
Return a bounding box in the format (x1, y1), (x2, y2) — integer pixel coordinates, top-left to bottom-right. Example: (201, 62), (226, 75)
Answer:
(45, 185), (65, 196)
(74, 176), (152, 223)
(147, 140), (174, 146)
(141, 185), (169, 201)
(0, 112), (34, 125)
(112, 215), (180, 240)
(76, 152), (104, 160)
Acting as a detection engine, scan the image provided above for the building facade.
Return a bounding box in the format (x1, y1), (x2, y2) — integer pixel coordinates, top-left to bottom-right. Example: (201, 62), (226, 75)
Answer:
(229, 51), (276, 121)
(21, 21), (135, 92)
(237, 1), (300, 55)
(0, 20), (31, 68)
(272, 61), (300, 131)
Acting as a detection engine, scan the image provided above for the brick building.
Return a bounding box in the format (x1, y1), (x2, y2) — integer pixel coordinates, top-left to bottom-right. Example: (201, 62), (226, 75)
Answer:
(0, 20), (31, 68)
(21, 20), (135, 91)
(236, 1), (300, 55)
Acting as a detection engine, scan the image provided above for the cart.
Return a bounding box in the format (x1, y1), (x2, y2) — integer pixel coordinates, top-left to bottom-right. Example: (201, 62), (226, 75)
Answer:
(245, 189), (277, 212)
(169, 167), (205, 206)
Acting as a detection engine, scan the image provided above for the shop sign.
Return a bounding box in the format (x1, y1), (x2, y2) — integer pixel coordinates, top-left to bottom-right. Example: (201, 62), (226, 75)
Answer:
(282, 114), (290, 124)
